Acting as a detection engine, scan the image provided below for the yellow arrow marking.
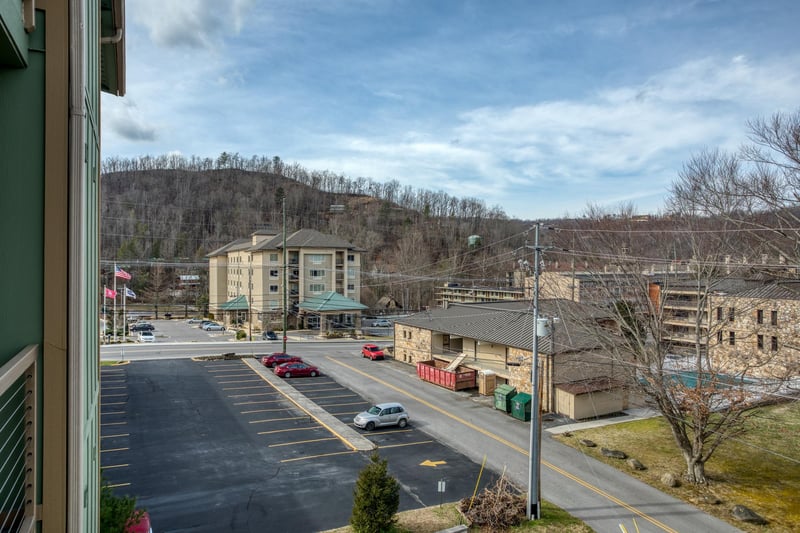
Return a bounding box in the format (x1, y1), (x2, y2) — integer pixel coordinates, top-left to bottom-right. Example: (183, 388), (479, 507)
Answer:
(420, 459), (447, 467)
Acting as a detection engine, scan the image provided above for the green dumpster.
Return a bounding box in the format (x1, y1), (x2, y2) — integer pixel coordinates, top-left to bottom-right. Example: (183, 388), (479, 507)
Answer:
(493, 384), (517, 412)
(510, 392), (532, 421)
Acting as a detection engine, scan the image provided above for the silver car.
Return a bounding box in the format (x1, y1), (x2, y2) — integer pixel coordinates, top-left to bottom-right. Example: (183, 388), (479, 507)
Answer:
(353, 402), (409, 431)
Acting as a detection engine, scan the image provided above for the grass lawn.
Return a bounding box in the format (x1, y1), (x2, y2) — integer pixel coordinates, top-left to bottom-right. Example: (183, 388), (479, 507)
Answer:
(323, 500), (593, 532)
(553, 401), (800, 532)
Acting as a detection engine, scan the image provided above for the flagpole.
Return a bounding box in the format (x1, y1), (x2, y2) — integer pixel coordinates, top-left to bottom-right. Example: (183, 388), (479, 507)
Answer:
(123, 284), (128, 342)
(113, 263), (118, 343)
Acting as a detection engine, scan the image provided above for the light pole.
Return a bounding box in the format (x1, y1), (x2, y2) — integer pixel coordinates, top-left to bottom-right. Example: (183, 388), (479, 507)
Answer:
(282, 196), (288, 354)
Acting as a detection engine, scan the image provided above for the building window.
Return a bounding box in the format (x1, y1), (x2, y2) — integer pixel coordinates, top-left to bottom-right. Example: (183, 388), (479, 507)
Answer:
(310, 269), (325, 278)
(267, 300), (278, 309)
(757, 335), (764, 350)
(729, 331), (735, 345)
(728, 308), (735, 322)
(310, 283), (325, 292)
(269, 285), (278, 293)
(756, 309), (764, 324)
(308, 254), (325, 265)
(771, 336), (779, 351)
(270, 269), (279, 278)
(270, 253), (278, 262)
(771, 310), (778, 326)
(716, 307), (723, 320)
(347, 254), (355, 262)
(717, 331), (723, 343)
(347, 283), (355, 291)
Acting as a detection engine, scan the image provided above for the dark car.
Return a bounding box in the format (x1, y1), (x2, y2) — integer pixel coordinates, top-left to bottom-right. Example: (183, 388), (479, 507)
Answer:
(260, 352), (302, 368)
(262, 330), (278, 340)
(274, 362), (319, 378)
(130, 322), (154, 332)
(361, 344), (385, 360)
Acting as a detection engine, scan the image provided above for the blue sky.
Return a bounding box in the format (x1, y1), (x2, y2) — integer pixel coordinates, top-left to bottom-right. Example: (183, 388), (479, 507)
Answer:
(101, 0), (800, 220)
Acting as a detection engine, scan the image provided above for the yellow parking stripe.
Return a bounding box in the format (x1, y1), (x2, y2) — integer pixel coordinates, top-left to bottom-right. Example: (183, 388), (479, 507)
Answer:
(280, 450), (358, 463)
(258, 426), (322, 435)
(240, 407), (291, 415)
(269, 437), (338, 447)
(233, 398), (282, 406)
(249, 416), (310, 424)
(101, 464), (129, 470)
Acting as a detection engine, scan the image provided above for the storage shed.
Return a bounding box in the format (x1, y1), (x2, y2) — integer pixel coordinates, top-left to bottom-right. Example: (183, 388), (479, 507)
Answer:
(554, 378), (627, 420)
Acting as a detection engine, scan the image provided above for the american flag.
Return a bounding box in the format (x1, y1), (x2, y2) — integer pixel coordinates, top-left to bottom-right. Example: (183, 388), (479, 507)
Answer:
(115, 266), (132, 280)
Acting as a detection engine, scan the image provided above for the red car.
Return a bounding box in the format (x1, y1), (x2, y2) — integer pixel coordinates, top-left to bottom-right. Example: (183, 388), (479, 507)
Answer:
(274, 362), (320, 378)
(260, 352), (303, 368)
(361, 344), (385, 360)
(126, 511), (152, 533)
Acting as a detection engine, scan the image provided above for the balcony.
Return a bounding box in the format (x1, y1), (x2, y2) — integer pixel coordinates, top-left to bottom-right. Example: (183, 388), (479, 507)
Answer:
(0, 344), (39, 533)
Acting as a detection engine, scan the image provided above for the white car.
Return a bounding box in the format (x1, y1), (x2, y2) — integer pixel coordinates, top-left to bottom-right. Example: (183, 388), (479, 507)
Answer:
(137, 331), (155, 343)
(353, 402), (409, 431)
(373, 319), (392, 327)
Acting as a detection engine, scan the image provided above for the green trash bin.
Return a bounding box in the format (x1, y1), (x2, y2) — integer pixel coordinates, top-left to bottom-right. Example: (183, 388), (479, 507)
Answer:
(493, 384), (517, 412)
(510, 392), (532, 421)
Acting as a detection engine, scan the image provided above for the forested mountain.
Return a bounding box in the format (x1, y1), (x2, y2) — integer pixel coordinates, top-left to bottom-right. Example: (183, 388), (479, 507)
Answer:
(101, 154), (533, 308)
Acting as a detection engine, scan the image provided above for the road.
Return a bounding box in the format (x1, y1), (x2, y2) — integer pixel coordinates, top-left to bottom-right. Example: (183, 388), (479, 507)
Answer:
(102, 329), (742, 532)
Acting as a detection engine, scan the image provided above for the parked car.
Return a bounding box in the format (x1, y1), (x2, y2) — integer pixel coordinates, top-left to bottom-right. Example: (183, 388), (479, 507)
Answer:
(186, 317), (204, 324)
(361, 344), (385, 360)
(126, 510), (152, 533)
(199, 320), (214, 328)
(137, 331), (155, 343)
(202, 322), (225, 331)
(353, 402), (409, 430)
(373, 319), (392, 327)
(274, 362), (319, 378)
(262, 330), (278, 340)
(260, 352), (302, 368)
(130, 322), (154, 332)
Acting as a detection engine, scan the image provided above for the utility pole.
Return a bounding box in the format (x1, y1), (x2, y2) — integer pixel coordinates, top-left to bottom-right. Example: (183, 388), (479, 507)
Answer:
(527, 222), (543, 521)
(248, 253), (253, 341)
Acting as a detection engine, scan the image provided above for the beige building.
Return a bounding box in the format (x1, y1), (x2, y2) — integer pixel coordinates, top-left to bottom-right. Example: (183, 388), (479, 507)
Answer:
(393, 300), (629, 419)
(208, 229), (363, 330)
(435, 282), (524, 307)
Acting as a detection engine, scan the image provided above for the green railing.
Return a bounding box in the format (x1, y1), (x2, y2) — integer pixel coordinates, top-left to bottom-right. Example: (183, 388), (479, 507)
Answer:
(0, 345), (38, 533)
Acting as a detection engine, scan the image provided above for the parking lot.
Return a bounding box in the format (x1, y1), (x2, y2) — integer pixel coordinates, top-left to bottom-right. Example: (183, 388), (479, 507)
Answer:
(100, 356), (494, 532)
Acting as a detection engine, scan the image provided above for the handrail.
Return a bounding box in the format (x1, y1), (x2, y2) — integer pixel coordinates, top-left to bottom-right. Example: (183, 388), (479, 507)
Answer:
(0, 344), (39, 533)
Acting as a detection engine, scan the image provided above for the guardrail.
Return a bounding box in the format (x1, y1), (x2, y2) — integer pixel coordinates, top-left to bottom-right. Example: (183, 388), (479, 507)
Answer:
(0, 344), (38, 533)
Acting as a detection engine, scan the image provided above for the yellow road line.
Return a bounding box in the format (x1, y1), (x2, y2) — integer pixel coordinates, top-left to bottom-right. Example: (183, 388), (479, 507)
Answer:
(269, 437), (338, 447)
(233, 398), (282, 406)
(280, 450), (358, 463)
(326, 356), (678, 533)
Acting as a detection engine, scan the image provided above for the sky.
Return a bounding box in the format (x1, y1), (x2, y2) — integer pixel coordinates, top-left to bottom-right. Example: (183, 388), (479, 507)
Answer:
(101, 0), (800, 220)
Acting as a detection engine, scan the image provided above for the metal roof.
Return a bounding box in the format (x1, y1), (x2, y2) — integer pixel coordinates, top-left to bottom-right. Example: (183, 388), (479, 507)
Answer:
(219, 294), (249, 311)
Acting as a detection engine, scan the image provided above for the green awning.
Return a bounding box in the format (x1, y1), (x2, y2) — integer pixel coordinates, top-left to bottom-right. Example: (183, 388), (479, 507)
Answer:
(298, 291), (367, 312)
(219, 294), (249, 311)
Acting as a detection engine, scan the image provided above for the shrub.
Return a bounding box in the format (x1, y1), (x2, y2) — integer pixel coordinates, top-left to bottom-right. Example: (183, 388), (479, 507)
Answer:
(236, 329), (247, 340)
(350, 452), (400, 533)
(100, 478), (144, 533)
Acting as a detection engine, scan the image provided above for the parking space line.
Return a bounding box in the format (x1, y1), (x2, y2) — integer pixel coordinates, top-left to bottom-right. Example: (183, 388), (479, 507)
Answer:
(206, 366), (245, 371)
(280, 450), (358, 463)
(257, 426), (322, 435)
(101, 464), (129, 470)
(305, 393), (360, 400)
(214, 373), (259, 379)
(378, 440), (435, 449)
(100, 380), (126, 385)
(291, 386), (347, 393)
(106, 482), (131, 489)
(233, 398), (282, 406)
(249, 416), (311, 424)
(101, 401), (127, 406)
(317, 401), (369, 408)
(101, 447), (130, 453)
(268, 437), (338, 447)
(101, 393), (128, 398)
(240, 407), (292, 415)
(228, 392), (274, 399)
(101, 433), (130, 439)
(327, 410), (362, 416)
(101, 386), (127, 390)
(101, 411), (126, 415)
(223, 385), (268, 391)
(218, 379), (263, 385)
(101, 422), (127, 427)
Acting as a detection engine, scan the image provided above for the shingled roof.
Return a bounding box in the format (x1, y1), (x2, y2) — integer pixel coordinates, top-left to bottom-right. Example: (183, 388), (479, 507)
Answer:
(251, 228), (362, 251)
(395, 299), (607, 353)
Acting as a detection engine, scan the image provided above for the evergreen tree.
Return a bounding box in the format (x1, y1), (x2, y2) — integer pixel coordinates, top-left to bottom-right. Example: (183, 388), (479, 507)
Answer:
(350, 452), (400, 533)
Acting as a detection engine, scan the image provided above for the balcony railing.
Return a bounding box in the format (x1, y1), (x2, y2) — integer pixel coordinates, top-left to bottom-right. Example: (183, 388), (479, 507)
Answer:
(0, 344), (38, 533)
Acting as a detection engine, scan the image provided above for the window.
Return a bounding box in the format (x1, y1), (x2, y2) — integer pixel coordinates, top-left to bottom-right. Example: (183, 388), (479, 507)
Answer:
(756, 309), (764, 324)
(757, 335), (764, 350)
(310, 283), (325, 292)
(269, 285), (279, 293)
(307, 254), (325, 265)
(717, 331), (723, 343)
(347, 254), (355, 262)
(347, 283), (355, 291)
(270, 253), (278, 262)
(729, 331), (735, 345)
(310, 269), (325, 278)
(728, 307), (735, 322)
(771, 310), (778, 326)
(269, 269), (279, 278)
(716, 307), (723, 320)
(267, 300), (279, 309)
(771, 336), (779, 351)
